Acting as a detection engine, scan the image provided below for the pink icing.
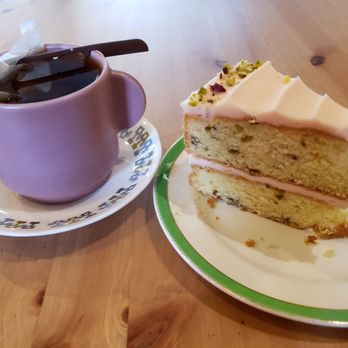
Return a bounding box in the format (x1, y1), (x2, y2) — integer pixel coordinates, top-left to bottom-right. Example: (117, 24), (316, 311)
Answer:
(188, 154), (348, 208)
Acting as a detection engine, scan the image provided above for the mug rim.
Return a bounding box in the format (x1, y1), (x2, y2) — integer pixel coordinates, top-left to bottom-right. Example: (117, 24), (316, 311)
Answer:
(0, 43), (108, 108)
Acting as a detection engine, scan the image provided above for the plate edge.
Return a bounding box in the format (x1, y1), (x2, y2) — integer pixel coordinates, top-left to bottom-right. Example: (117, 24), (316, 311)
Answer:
(153, 136), (348, 328)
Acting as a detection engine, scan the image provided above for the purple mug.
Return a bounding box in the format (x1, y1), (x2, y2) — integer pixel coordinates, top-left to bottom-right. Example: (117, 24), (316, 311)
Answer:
(0, 44), (146, 203)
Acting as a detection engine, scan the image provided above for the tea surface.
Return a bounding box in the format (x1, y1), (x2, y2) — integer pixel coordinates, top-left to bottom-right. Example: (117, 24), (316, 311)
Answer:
(0, 53), (100, 103)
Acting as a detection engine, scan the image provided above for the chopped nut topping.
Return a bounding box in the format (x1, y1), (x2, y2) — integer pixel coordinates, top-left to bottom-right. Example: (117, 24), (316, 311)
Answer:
(198, 86), (207, 95)
(283, 75), (291, 84)
(235, 59), (262, 73)
(238, 71), (248, 78)
(226, 76), (235, 86)
(222, 63), (231, 74)
(187, 59), (263, 107)
(253, 60), (263, 69)
(188, 92), (198, 106)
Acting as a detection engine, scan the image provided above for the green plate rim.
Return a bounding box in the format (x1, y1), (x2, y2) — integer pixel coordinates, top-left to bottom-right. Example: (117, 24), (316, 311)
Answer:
(153, 137), (348, 327)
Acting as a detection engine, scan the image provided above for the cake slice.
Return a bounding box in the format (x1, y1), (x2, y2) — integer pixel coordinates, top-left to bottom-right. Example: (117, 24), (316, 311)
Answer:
(181, 60), (348, 238)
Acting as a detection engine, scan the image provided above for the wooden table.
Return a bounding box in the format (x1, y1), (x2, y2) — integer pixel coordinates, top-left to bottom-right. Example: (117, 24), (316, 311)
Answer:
(1, 0), (348, 346)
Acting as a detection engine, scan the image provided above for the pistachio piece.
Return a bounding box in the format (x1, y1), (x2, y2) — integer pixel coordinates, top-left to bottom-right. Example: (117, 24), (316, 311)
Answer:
(222, 63), (232, 74)
(283, 75), (290, 84)
(238, 71), (248, 78)
(226, 76), (235, 86)
(188, 93), (198, 106)
(252, 60), (263, 69)
(198, 86), (207, 95)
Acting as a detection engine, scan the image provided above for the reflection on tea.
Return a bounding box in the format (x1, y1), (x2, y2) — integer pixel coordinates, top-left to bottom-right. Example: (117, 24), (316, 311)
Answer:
(0, 53), (100, 104)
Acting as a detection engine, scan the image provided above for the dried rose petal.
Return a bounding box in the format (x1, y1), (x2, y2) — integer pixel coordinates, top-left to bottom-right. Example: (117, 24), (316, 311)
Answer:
(209, 83), (226, 93)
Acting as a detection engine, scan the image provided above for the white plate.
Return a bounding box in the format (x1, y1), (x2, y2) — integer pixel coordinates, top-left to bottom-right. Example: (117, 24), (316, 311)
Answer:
(0, 118), (161, 237)
(154, 138), (348, 327)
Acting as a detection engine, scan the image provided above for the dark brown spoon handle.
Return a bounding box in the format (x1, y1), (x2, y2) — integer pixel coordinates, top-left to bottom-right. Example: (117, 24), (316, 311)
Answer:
(17, 39), (148, 64)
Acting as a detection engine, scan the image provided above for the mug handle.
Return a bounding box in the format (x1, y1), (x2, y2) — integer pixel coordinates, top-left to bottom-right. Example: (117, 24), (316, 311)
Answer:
(110, 70), (146, 130)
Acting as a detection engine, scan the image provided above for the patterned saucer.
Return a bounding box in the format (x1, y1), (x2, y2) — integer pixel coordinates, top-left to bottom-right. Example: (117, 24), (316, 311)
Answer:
(0, 118), (161, 237)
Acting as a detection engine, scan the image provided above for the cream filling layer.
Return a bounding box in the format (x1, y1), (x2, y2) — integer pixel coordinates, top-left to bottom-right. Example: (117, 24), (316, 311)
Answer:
(181, 62), (348, 141)
(188, 154), (348, 208)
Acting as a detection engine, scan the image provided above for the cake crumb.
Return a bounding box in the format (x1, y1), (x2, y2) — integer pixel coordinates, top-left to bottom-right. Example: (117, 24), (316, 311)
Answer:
(215, 216), (220, 220)
(245, 239), (256, 248)
(207, 196), (217, 208)
(323, 249), (335, 258)
(305, 235), (317, 245)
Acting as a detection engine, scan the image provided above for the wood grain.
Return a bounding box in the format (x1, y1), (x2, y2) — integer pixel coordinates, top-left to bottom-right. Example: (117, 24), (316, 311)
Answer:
(1, 0), (348, 346)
